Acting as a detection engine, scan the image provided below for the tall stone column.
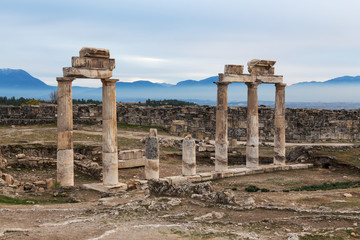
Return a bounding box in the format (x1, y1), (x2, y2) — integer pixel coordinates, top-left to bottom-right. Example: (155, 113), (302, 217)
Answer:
(215, 75), (230, 172)
(246, 82), (260, 168)
(57, 77), (75, 186)
(182, 135), (196, 176)
(274, 83), (286, 165)
(145, 128), (159, 179)
(101, 78), (119, 185)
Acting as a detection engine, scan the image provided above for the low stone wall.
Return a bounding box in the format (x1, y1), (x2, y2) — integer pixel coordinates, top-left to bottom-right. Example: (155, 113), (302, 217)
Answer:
(0, 104), (359, 142)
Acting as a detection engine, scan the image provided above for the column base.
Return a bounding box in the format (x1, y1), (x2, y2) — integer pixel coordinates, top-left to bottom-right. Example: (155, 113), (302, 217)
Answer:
(102, 152), (119, 185)
(215, 142), (228, 172)
(246, 146), (259, 168)
(57, 149), (74, 186)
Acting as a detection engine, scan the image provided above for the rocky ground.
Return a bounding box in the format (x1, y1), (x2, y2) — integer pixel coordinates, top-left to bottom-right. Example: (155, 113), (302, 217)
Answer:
(0, 124), (359, 240)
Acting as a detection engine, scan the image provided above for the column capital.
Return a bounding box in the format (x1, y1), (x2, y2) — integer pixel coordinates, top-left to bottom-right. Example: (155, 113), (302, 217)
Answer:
(275, 82), (287, 88)
(245, 82), (261, 88)
(56, 77), (75, 82)
(214, 81), (230, 86)
(101, 78), (119, 84)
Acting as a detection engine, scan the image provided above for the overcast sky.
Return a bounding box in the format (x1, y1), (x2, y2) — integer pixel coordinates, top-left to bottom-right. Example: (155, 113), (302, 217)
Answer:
(1, 0), (359, 87)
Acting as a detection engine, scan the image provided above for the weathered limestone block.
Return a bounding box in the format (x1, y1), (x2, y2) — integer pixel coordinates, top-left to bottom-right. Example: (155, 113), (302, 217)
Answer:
(224, 65), (244, 75)
(102, 152), (119, 185)
(72, 57), (115, 70)
(145, 159), (159, 179)
(247, 59), (276, 75)
(63, 67), (112, 79)
(57, 149), (74, 186)
(182, 136), (196, 176)
(79, 47), (110, 58)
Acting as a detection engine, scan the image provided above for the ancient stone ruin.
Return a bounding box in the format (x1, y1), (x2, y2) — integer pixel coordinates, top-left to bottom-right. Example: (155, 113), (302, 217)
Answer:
(57, 47), (120, 187)
(215, 60), (286, 171)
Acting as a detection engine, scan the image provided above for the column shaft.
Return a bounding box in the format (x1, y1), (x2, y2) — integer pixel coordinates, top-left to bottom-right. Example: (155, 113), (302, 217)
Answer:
(274, 83), (286, 165)
(145, 129), (159, 179)
(56, 77), (75, 186)
(215, 78), (229, 172)
(101, 78), (119, 185)
(182, 137), (196, 176)
(246, 82), (260, 168)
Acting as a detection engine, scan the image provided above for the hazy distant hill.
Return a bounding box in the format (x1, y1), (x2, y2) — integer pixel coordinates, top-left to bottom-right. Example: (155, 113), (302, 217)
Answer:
(0, 69), (359, 109)
(0, 69), (50, 88)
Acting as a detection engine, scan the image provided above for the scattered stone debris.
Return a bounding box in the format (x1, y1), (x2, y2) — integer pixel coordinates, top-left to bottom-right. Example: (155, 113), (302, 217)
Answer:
(148, 179), (236, 204)
(148, 179), (214, 197)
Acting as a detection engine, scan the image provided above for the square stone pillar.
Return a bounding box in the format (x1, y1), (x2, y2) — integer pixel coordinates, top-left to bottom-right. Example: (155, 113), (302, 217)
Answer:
(145, 128), (160, 179)
(101, 78), (119, 185)
(215, 74), (230, 172)
(246, 82), (260, 168)
(182, 135), (196, 176)
(56, 77), (75, 186)
(274, 83), (286, 165)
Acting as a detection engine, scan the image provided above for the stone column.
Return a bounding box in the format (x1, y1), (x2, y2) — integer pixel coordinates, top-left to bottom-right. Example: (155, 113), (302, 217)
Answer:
(57, 77), (75, 186)
(215, 75), (230, 172)
(246, 82), (260, 168)
(101, 78), (119, 185)
(182, 135), (196, 176)
(274, 83), (286, 165)
(145, 128), (159, 179)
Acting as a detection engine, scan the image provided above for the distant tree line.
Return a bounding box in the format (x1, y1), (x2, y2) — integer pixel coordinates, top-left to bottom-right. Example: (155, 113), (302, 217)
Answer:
(72, 99), (102, 104)
(144, 99), (197, 106)
(0, 96), (41, 106)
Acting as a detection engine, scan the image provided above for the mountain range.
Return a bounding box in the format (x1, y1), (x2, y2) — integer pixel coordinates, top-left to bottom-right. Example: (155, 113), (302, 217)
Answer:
(0, 69), (359, 109)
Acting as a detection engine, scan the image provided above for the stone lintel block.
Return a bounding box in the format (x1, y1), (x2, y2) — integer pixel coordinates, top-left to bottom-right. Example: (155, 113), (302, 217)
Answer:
(72, 57), (115, 70)
(79, 47), (110, 58)
(221, 74), (283, 84)
(187, 175), (202, 183)
(199, 172), (213, 181)
(118, 158), (145, 169)
(63, 67), (112, 79)
(57, 130), (73, 150)
(224, 65), (244, 75)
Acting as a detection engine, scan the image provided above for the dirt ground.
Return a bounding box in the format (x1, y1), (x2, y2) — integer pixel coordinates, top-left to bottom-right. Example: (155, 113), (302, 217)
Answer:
(1, 125), (360, 240)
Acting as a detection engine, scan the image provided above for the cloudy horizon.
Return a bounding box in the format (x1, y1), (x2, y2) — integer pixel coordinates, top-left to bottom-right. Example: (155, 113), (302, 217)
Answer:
(1, 0), (359, 87)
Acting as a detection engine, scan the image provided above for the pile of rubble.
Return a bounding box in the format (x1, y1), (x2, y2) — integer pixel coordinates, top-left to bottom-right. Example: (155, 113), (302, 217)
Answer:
(0, 171), (56, 192)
